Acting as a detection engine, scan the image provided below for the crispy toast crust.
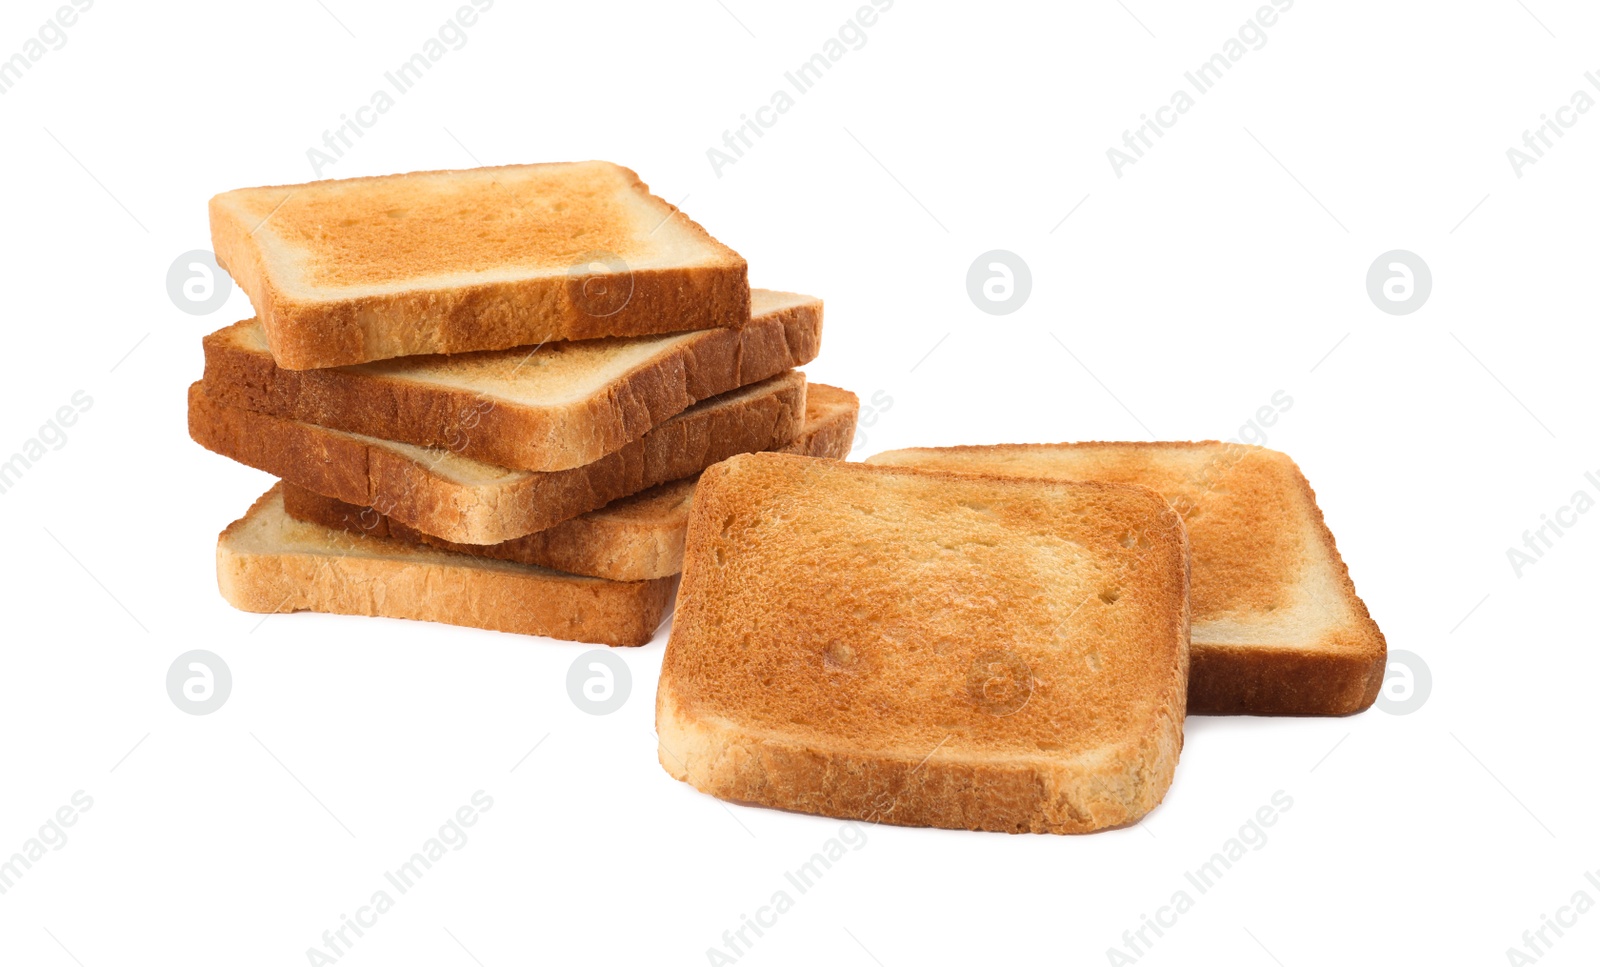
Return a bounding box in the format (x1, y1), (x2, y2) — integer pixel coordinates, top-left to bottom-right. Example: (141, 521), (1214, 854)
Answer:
(866, 441), (1386, 716)
(657, 454), (1189, 834)
(210, 161), (749, 369)
(655, 685), (1185, 834)
(189, 372), (806, 545)
(199, 290), (822, 472)
(217, 485), (674, 646)
(280, 384), (861, 580)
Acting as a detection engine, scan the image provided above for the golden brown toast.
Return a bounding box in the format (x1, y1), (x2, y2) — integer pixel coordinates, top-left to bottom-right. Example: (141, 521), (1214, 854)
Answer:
(281, 384), (860, 580)
(200, 289), (821, 472)
(867, 442), (1386, 715)
(217, 485), (674, 647)
(657, 454), (1190, 835)
(210, 161), (748, 369)
(188, 372), (806, 545)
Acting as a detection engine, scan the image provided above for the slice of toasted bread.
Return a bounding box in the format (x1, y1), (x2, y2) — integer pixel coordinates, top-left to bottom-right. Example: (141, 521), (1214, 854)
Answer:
(283, 384), (862, 580)
(217, 485), (674, 646)
(189, 372), (806, 545)
(200, 289), (822, 472)
(210, 161), (748, 369)
(657, 453), (1190, 834)
(867, 443), (1386, 716)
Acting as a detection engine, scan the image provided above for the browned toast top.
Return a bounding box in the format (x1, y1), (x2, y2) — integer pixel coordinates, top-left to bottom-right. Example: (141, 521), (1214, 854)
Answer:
(868, 442), (1384, 660)
(662, 453), (1189, 760)
(212, 161), (739, 292)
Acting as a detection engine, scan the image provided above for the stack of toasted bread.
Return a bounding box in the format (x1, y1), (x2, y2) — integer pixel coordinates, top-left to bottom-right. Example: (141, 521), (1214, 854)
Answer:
(190, 161), (859, 647)
(186, 160), (1388, 838)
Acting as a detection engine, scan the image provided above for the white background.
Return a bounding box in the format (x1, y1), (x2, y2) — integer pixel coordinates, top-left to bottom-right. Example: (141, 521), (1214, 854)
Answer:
(1, 1), (1596, 964)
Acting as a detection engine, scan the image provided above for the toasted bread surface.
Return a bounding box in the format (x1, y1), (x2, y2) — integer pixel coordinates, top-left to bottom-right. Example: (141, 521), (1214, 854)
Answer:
(283, 384), (862, 580)
(189, 372), (806, 544)
(210, 161), (748, 368)
(867, 442), (1386, 715)
(201, 289), (822, 472)
(217, 485), (673, 646)
(657, 454), (1189, 834)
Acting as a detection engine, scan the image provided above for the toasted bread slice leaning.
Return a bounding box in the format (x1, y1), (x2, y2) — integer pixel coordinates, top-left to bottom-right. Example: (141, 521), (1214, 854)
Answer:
(201, 289), (822, 472)
(867, 442), (1386, 716)
(217, 485), (674, 647)
(658, 454), (1190, 835)
(282, 384), (861, 581)
(188, 372), (806, 545)
(210, 161), (748, 369)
